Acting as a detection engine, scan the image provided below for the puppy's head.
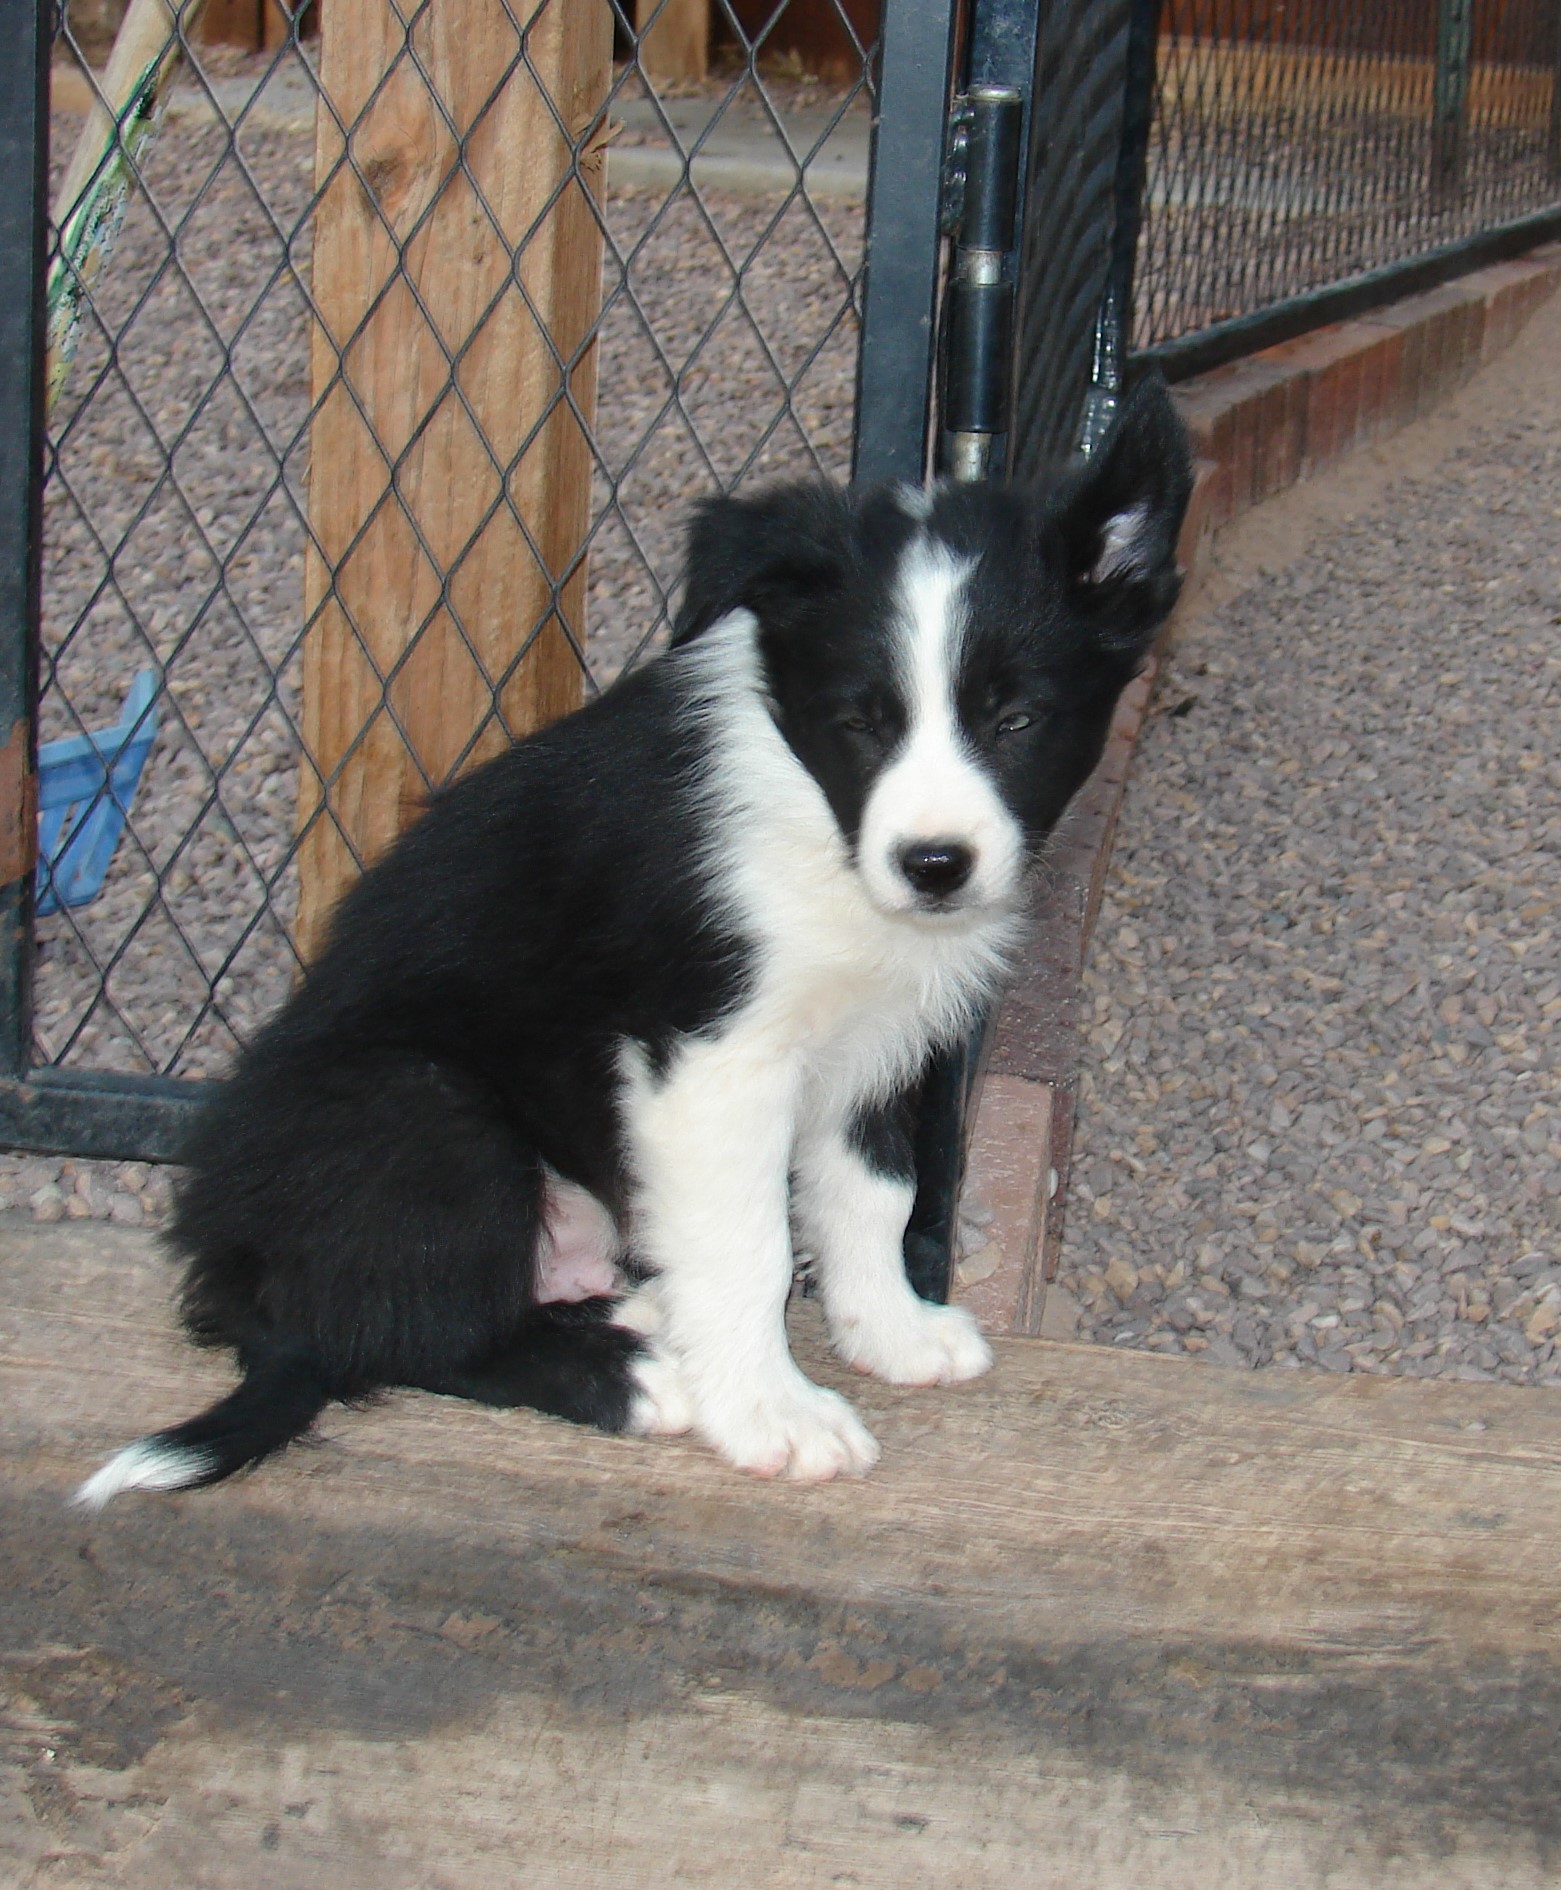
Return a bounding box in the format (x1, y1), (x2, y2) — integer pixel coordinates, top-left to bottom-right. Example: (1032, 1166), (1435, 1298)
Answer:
(673, 375), (1192, 924)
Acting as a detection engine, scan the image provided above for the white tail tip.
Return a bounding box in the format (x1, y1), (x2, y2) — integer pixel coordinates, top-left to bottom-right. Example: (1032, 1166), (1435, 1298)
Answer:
(71, 1438), (216, 1512)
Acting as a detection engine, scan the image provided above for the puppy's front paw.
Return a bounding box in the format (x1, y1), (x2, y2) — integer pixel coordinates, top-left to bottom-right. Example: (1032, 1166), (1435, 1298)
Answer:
(831, 1298), (994, 1387)
(697, 1374), (880, 1482)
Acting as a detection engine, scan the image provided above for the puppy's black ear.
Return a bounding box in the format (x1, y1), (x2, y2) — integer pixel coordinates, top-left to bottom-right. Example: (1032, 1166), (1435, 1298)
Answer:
(671, 483), (854, 647)
(1050, 372), (1193, 655)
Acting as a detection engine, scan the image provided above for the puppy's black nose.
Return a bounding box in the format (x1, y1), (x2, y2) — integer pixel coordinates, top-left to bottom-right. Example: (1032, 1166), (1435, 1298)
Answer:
(898, 841), (975, 898)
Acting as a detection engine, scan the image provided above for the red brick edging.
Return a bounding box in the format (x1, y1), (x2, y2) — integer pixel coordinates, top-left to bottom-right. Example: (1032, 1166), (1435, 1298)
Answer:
(958, 242), (1561, 1339)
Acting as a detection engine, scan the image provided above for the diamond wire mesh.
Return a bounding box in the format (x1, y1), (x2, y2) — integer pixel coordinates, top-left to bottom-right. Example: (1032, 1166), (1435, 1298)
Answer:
(40, 0), (871, 1084)
(1137, 0), (1561, 348)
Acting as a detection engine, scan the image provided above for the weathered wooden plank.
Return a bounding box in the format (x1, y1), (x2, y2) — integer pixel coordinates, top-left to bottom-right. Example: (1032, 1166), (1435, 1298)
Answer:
(8, 1217), (1561, 1648)
(4, 1215), (1561, 1886)
(295, 0), (609, 956)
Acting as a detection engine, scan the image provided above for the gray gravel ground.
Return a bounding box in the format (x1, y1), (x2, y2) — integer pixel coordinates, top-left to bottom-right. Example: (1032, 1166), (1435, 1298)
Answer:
(1057, 292), (1561, 1386)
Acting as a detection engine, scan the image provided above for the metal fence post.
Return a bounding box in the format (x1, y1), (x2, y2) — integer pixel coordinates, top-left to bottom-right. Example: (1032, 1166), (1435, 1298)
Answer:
(854, 0), (979, 1303)
(1079, 0), (1161, 454)
(1549, 0), (1561, 183)
(852, 0), (961, 486)
(933, 0), (1045, 486)
(0, 0), (50, 1084)
(902, 0), (1041, 1307)
(1432, 0), (1472, 204)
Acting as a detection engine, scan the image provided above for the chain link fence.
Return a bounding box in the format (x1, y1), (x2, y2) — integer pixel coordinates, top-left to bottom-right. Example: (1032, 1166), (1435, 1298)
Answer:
(1011, 0), (1561, 472)
(35, 0), (870, 1101)
(1137, 0), (1561, 364)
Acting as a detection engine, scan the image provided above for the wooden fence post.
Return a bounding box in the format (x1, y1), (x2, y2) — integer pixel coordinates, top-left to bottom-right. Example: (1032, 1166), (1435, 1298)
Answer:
(296, 0), (609, 957)
(634, 0), (709, 85)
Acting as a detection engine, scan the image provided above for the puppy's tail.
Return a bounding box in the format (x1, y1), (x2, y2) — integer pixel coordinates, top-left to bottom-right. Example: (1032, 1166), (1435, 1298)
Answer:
(71, 1336), (334, 1511)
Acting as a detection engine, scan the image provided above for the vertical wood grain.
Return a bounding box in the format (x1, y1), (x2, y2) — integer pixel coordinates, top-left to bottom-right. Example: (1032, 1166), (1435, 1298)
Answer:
(634, 0), (709, 84)
(297, 0), (609, 956)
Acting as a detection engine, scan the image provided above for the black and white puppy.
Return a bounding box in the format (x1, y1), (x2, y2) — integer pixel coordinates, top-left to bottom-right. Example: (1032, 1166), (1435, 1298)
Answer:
(76, 376), (1190, 1503)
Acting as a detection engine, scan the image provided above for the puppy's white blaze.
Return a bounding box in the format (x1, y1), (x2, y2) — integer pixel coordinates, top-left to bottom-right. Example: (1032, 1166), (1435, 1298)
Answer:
(71, 1438), (215, 1511)
(858, 538), (1025, 919)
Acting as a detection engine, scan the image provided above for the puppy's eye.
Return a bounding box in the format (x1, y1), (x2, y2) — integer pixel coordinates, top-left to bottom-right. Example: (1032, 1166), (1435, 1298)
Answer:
(995, 711), (1034, 736)
(839, 713), (879, 738)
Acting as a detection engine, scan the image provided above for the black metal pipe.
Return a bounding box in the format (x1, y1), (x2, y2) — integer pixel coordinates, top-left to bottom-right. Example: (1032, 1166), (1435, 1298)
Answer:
(1138, 207), (1561, 386)
(0, 1068), (207, 1163)
(944, 277), (1015, 433)
(853, 0), (963, 486)
(1079, 0), (1162, 453)
(960, 84), (1025, 253)
(959, 0), (1045, 485)
(942, 85), (1024, 454)
(910, 6), (1039, 1307)
(0, 1), (50, 1084)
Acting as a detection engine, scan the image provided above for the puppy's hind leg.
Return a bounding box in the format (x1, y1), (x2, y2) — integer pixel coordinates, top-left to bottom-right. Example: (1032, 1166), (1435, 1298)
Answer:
(419, 1171), (688, 1435)
(176, 1047), (655, 1449)
(794, 1089), (992, 1388)
(425, 1297), (659, 1433)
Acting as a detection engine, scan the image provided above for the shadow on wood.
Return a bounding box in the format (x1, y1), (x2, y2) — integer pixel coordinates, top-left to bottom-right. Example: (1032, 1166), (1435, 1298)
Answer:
(4, 1215), (1561, 1885)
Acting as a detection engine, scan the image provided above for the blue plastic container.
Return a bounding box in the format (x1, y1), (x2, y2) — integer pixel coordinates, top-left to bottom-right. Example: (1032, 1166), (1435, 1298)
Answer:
(36, 670), (159, 915)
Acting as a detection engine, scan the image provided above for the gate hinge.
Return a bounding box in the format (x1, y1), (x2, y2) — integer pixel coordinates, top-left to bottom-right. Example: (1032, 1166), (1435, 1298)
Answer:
(941, 86), (1024, 480)
(940, 98), (974, 235)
